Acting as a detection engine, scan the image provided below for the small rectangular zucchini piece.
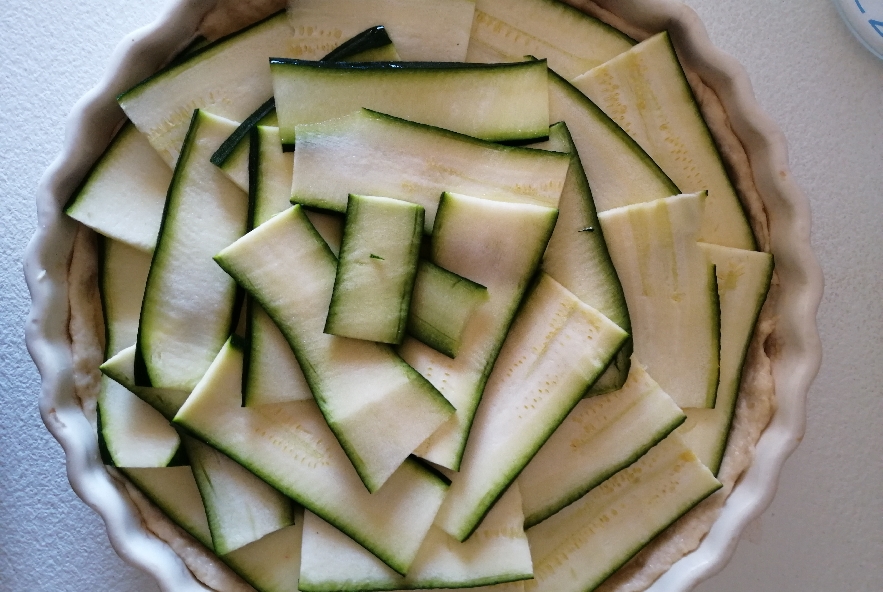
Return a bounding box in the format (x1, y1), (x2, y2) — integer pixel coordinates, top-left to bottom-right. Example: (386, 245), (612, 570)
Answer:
(325, 194), (424, 344)
(407, 261), (488, 358)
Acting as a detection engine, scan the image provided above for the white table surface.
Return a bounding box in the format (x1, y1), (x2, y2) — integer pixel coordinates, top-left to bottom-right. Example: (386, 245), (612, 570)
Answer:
(1, 0), (881, 590)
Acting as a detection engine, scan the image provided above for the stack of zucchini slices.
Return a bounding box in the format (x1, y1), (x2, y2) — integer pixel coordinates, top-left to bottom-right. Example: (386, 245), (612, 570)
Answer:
(66, 0), (773, 590)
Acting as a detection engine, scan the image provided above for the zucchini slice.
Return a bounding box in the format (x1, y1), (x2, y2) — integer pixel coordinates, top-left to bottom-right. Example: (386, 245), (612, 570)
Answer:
(524, 433), (721, 592)
(119, 11), (296, 166)
(123, 466), (305, 591)
(121, 466), (213, 548)
(433, 273), (628, 541)
(286, 0), (476, 62)
(64, 123), (172, 252)
(325, 195), (424, 344)
(466, 0), (634, 79)
(135, 111), (248, 391)
(518, 361), (685, 528)
(183, 436), (293, 555)
(676, 243), (773, 474)
(291, 109), (570, 231)
(572, 32), (756, 249)
(98, 238), (179, 468)
(299, 484), (532, 591)
(401, 193), (560, 471)
(547, 68), (679, 214)
(211, 25), (402, 184)
(536, 121), (631, 395)
(174, 338), (450, 575)
(597, 192), (721, 409)
(241, 125), (339, 407)
(223, 521), (304, 592)
(215, 206), (454, 492)
(100, 345), (190, 421)
(406, 261), (489, 359)
(272, 59), (550, 146)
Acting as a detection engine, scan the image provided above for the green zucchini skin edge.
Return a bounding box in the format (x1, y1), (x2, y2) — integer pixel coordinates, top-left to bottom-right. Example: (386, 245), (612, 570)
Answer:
(118, 9), (287, 103)
(211, 25), (398, 166)
(132, 109), (202, 387)
(269, 58), (547, 71)
(522, 412), (687, 529)
(210, 98), (276, 168)
(548, 68), (680, 198)
(322, 25), (393, 61)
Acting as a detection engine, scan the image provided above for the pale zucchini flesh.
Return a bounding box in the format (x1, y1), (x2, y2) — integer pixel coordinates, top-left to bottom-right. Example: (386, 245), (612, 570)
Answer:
(173, 338), (450, 575)
(98, 238), (180, 467)
(434, 273), (628, 541)
(597, 192), (720, 409)
(123, 466), (306, 591)
(242, 125), (313, 407)
(100, 379), (181, 468)
(211, 24), (402, 183)
(215, 206), (454, 492)
(119, 11), (297, 166)
(676, 243), (773, 473)
(100, 237), (153, 355)
(291, 109), (570, 231)
(241, 126), (343, 407)
(223, 519), (304, 592)
(406, 261), (489, 359)
(286, 0), (476, 62)
(135, 110), (248, 391)
(65, 123), (172, 252)
(535, 121), (632, 395)
(547, 69), (679, 214)
(466, 0), (634, 79)
(524, 434), (722, 592)
(518, 361), (685, 527)
(572, 32), (756, 250)
(299, 484), (532, 592)
(325, 194), (424, 344)
(121, 466), (214, 548)
(184, 436), (293, 555)
(272, 59), (551, 146)
(400, 193), (560, 470)
(101, 345), (190, 421)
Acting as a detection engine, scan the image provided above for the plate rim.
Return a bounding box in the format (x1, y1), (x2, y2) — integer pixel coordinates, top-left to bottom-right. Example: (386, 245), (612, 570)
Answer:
(24, 0), (824, 590)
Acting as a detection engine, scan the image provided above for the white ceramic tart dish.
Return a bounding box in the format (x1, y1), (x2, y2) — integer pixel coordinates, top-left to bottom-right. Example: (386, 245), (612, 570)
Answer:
(25, 0), (823, 590)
